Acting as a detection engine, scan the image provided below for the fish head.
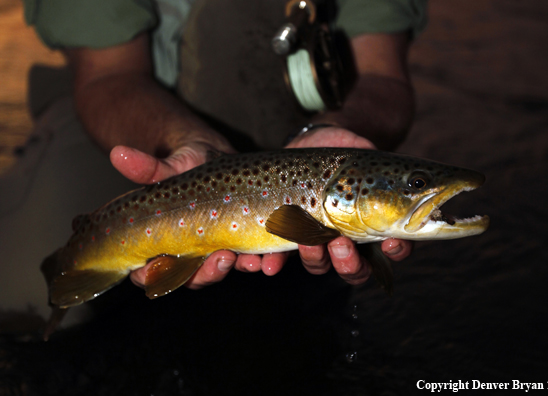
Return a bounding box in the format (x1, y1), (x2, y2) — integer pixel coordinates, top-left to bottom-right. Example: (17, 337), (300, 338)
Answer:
(322, 152), (489, 241)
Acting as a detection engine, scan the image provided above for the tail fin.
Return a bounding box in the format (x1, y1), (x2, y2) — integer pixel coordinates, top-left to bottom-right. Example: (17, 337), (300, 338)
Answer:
(40, 250), (127, 340)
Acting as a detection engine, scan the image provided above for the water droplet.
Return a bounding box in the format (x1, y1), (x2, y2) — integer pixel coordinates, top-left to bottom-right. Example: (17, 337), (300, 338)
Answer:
(351, 312), (358, 320)
(351, 329), (360, 337)
(345, 351), (358, 363)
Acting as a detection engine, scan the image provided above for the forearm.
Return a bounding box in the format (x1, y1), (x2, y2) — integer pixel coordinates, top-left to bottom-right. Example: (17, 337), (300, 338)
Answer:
(312, 73), (414, 150)
(312, 32), (415, 151)
(73, 71), (224, 157)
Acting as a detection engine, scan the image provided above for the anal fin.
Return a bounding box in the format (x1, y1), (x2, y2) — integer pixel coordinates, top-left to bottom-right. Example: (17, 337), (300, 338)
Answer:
(50, 270), (127, 308)
(145, 255), (205, 299)
(265, 205), (341, 246)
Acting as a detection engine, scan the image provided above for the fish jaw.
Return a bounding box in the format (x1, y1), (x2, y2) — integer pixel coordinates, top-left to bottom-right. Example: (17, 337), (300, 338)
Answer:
(400, 171), (489, 240)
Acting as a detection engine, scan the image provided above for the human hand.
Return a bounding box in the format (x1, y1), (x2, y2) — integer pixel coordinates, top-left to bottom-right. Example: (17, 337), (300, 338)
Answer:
(282, 126), (413, 286)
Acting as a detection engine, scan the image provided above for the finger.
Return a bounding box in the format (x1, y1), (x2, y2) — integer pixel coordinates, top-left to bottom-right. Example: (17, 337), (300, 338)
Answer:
(285, 127), (376, 150)
(234, 254), (263, 273)
(110, 145), (179, 184)
(261, 252), (290, 276)
(298, 245), (331, 275)
(184, 250), (237, 290)
(327, 237), (371, 285)
(381, 238), (413, 261)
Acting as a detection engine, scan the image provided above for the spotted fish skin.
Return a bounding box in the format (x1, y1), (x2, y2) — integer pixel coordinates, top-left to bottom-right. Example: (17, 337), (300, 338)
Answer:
(42, 148), (488, 313)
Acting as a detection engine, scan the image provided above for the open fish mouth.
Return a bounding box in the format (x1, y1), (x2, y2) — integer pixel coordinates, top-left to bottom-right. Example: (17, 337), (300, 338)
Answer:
(404, 186), (489, 239)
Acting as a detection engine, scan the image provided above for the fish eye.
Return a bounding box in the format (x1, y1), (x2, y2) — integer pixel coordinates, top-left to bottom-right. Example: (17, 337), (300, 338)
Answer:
(408, 172), (430, 190)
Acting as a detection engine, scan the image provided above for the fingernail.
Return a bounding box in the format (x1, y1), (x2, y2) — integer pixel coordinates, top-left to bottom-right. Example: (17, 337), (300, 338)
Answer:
(386, 244), (403, 256)
(217, 259), (234, 272)
(331, 245), (350, 259)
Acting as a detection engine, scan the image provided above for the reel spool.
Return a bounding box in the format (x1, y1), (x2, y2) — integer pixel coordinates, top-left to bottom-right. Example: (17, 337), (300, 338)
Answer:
(272, 0), (356, 112)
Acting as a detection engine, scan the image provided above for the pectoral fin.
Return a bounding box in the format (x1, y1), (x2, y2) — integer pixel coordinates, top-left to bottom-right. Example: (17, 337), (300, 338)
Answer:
(145, 255), (205, 299)
(265, 205), (341, 246)
(361, 243), (393, 296)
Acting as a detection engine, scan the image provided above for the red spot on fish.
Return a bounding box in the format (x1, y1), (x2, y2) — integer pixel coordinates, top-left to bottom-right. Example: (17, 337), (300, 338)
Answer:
(146, 228), (152, 237)
(121, 240), (125, 245)
(78, 243), (83, 250)
(224, 195), (231, 203)
(197, 227), (204, 236)
(179, 219), (185, 227)
(210, 210), (218, 219)
(129, 217), (134, 224)
(262, 190), (268, 197)
(242, 206), (250, 215)
(231, 222), (239, 231)
(189, 202), (196, 209)
(285, 195), (292, 204)
(156, 209), (162, 216)
(105, 228), (111, 235)
(258, 218), (265, 226)
(300, 182), (306, 188)
(206, 187), (211, 192)
(91, 235), (95, 242)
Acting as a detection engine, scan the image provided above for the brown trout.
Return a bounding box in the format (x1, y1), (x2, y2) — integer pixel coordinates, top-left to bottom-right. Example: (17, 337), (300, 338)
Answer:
(41, 148), (489, 336)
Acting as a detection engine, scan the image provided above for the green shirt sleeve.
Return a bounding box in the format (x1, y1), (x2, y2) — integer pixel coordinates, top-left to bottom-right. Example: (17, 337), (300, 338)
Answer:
(336, 0), (428, 39)
(23, 0), (158, 49)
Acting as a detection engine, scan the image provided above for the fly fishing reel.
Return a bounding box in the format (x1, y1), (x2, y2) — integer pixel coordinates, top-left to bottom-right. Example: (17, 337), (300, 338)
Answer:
(272, 0), (356, 112)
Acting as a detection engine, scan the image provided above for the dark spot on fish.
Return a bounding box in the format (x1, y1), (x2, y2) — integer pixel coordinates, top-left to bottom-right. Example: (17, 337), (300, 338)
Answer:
(134, 204), (139, 210)
(263, 175), (269, 182)
(383, 162), (391, 166)
(383, 171), (390, 176)
(403, 189), (410, 195)
(191, 181), (197, 188)
(146, 185), (154, 193)
(274, 168), (281, 174)
(139, 196), (147, 203)
(361, 188), (369, 195)
(252, 168), (259, 176)
(304, 168), (310, 174)
(236, 178), (243, 184)
(243, 170), (250, 177)
(248, 180), (253, 185)
(370, 162), (378, 166)
(345, 193), (354, 201)
(323, 170), (332, 179)
(347, 178), (355, 185)
(155, 192), (161, 199)
(230, 186), (236, 192)
(188, 190), (195, 196)
(180, 193), (187, 200)
(262, 163), (270, 171)
(404, 164), (410, 171)
(148, 199), (154, 205)
(366, 177), (374, 184)
(196, 173), (203, 179)
(203, 176), (211, 183)
(336, 185), (344, 192)
(124, 202), (130, 209)
(357, 178), (362, 184)
(332, 199), (339, 207)
(181, 183), (188, 190)
(310, 197), (316, 207)
(389, 180), (395, 185)
(301, 196), (306, 204)
(296, 171), (302, 177)
(275, 159), (281, 165)
(242, 163), (249, 169)
(231, 169), (239, 176)
(394, 169), (400, 174)
(313, 162), (320, 168)
(172, 187), (179, 194)
(256, 180), (262, 187)
(211, 181), (217, 188)
(340, 170), (347, 175)
(197, 185), (203, 191)
(216, 172), (223, 179)
(131, 195), (138, 202)
(116, 206), (121, 213)
(164, 193), (170, 199)
(253, 160), (261, 166)
(289, 171), (295, 177)
(206, 167), (213, 173)
(307, 181), (313, 189)
(224, 176), (231, 183)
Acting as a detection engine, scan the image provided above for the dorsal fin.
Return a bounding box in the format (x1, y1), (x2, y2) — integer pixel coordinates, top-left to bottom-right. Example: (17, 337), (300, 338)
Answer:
(71, 214), (89, 232)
